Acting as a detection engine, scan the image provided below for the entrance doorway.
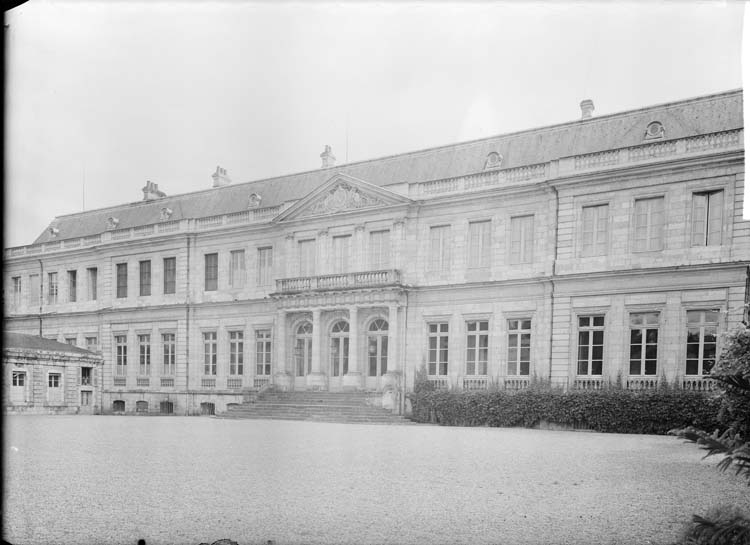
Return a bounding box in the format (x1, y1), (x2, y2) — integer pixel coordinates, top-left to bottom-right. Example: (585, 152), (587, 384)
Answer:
(366, 318), (388, 390)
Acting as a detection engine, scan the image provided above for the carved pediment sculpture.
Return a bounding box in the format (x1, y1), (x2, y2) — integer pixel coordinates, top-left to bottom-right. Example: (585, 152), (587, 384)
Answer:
(160, 207), (173, 221)
(248, 193), (262, 208)
(303, 182), (385, 217)
(106, 217), (120, 230)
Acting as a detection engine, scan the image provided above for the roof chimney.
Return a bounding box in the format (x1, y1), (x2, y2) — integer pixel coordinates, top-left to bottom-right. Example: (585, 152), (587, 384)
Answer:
(212, 166), (232, 188)
(580, 99), (595, 120)
(320, 145), (336, 168)
(142, 180), (166, 200)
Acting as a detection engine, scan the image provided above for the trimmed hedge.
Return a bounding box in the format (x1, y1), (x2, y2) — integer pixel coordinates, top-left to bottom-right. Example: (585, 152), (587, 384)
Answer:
(408, 386), (723, 435)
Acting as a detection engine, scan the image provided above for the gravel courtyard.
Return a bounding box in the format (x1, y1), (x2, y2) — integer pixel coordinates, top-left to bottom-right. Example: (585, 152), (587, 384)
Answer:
(4, 416), (748, 545)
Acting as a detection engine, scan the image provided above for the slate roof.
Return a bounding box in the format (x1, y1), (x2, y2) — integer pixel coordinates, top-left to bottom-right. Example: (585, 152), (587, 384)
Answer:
(4, 332), (97, 356)
(32, 89), (743, 245)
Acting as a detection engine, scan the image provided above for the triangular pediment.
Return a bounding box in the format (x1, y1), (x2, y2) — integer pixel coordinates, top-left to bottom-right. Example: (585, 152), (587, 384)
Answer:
(274, 173), (412, 222)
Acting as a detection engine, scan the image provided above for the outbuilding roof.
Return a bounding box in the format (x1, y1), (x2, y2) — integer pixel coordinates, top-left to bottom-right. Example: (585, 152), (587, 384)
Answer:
(32, 89), (743, 244)
(4, 332), (96, 356)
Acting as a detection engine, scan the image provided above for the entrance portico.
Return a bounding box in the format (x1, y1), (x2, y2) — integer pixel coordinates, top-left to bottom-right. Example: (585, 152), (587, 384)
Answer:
(271, 281), (404, 392)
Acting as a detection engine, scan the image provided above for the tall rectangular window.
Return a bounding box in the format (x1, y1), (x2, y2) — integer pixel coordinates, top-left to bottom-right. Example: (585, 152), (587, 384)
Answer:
(65, 337), (77, 346)
(427, 323), (449, 376)
(163, 257), (176, 295)
(465, 320), (489, 375)
(691, 190), (724, 246)
(332, 235), (351, 273)
(686, 310), (719, 375)
(203, 332), (217, 375)
(510, 215), (534, 264)
(12, 277), (21, 307)
(256, 330), (272, 375)
(298, 240), (316, 276)
(139, 260), (151, 296)
(577, 316), (604, 376)
(581, 204), (609, 257)
(68, 270), (77, 302)
(29, 274), (40, 305)
(229, 331), (244, 375)
(507, 319), (532, 376)
(229, 250), (246, 289)
(634, 197), (665, 252)
(47, 272), (58, 304)
(629, 313), (659, 376)
(115, 335), (127, 376)
(87, 268), (98, 300)
(369, 230), (391, 269)
(138, 334), (151, 375)
(162, 333), (175, 375)
(468, 221), (491, 269)
(116, 263), (128, 298)
(429, 226), (451, 272)
(204, 253), (218, 291)
(257, 247), (273, 286)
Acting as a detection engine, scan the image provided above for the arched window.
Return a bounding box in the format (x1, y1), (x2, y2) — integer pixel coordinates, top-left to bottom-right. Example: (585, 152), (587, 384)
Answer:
(113, 400), (125, 412)
(295, 322), (313, 377)
(367, 319), (389, 377)
(330, 321), (350, 377)
(136, 400), (149, 413)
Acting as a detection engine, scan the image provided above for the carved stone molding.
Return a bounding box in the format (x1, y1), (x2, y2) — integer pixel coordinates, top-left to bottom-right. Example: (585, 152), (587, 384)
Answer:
(302, 182), (386, 217)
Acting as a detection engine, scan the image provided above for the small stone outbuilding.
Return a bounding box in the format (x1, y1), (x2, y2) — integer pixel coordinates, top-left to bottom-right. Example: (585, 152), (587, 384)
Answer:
(3, 332), (102, 414)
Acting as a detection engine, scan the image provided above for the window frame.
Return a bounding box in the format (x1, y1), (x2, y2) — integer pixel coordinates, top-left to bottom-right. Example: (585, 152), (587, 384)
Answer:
(429, 225), (451, 273)
(115, 334), (128, 376)
(255, 329), (272, 376)
(162, 333), (176, 375)
(87, 267), (98, 301)
(691, 189), (724, 247)
(576, 315), (605, 376)
(163, 257), (176, 295)
(427, 322), (449, 376)
(256, 246), (273, 287)
(509, 215), (534, 264)
(628, 312), (660, 376)
(468, 220), (491, 270)
(138, 334), (151, 376)
(139, 260), (151, 297)
(116, 263), (128, 298)
(465, 319), (489, 376)
(507, 318), (532, 376)
(47, 272), (58, 304)
(580, 203), (609, 257)
(229, 330), (244, 375)
(632, 196), (665, 253)
(203, 331), (217, 376)
(369, 230), (391, 270)
(229, 250), (246, 289)
(685, 309), (720, 376)
(68, 270), (77, 302)
(204, 253), (218, 291)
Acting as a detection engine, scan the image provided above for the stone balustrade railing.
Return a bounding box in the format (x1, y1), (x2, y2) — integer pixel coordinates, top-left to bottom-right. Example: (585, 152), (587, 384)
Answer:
(6, 129), (741, 259)
(276, 269), (401, 293)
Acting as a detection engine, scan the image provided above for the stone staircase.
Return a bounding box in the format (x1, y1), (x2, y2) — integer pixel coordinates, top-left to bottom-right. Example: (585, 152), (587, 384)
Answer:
(219, 391), (416, 425)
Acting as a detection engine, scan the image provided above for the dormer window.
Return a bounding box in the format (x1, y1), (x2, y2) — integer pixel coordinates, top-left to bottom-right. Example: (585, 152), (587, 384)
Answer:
(160, 207), (173, 221)
(644, 121), (665, 140)
(248, 193), (262, 208)
(48, 226), (60, 237)
(106, 217), (120, 230)
(484, 152), (503, 170)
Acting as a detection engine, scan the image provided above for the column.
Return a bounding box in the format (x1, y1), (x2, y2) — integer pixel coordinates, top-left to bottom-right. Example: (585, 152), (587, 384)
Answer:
(383, 304), (400, 392)
(273, 309), (292, 391)
(343, 305), (362, 390)
(307, 308), (326, 390)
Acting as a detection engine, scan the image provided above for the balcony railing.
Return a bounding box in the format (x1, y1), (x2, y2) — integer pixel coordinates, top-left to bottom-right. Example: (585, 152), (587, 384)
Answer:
(113, 377), (126, 387)
(428, 377), (449, 390)
(626, 377), (659, 390)
(504, 377), (530, 390)
(160, 377), (175, 388)
(463, 376), (488, 390)
(573, 377), (605, 390)
(275, 269), (401, 293)
(201, 378), (216, 389)
(136, 377), (150, 388)
(682, 377), (717, 392)
(227, 378), (243, 389)
(254, 376), (271, 390)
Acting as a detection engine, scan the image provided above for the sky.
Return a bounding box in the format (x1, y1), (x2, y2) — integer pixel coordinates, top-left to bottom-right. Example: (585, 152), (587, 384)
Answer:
(4, 1), (747, 248)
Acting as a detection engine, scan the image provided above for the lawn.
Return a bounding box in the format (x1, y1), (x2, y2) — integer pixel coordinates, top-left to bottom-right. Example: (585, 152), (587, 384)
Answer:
(4, 415), (748, 545)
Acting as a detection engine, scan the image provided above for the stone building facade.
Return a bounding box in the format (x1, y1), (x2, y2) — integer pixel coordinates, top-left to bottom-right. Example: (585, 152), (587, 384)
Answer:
(3, 333), (102, 414)
(4, 89), (748, 415)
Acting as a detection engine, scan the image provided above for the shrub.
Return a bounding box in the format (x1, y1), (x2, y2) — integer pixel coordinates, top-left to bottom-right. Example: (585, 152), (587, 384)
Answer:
(408, 384), (721, 435)
(676, 504), (750, 545)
